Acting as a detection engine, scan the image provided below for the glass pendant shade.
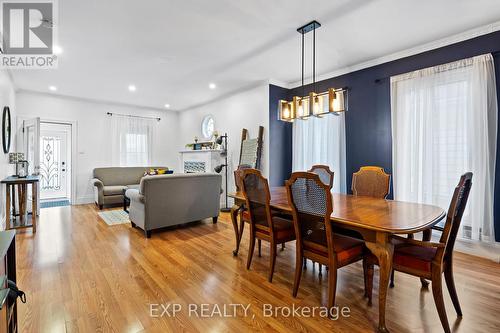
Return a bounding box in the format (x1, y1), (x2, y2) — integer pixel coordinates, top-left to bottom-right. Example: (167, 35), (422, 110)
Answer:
(294, 96), (310, 119)
(309, 92), (326, 116)
(278, 99), (295, 122)
(329, 88), (346, 113)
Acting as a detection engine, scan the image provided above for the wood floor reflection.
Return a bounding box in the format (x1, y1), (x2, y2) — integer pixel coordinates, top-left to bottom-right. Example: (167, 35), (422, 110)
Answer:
(14, 205), (500, 332)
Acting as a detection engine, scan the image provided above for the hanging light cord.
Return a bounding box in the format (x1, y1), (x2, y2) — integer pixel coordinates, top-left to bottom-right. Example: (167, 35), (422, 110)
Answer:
(301, 32), (305, 97)
(313, 26), (316, 92)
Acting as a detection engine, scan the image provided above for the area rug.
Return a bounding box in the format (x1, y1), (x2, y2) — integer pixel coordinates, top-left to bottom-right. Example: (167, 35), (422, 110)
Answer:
(40, 199), (70, 208)
(98, 210), (130, 226)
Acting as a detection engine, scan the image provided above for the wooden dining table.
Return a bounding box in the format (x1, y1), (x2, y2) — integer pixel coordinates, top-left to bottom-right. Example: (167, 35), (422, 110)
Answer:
(229, 187), (446, 333)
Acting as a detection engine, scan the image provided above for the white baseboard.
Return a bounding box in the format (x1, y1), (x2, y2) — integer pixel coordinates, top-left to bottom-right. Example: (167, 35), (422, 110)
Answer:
(429, 233), (500, 263)
(454, 238), (500, 263)
(74, 196), (94, 205)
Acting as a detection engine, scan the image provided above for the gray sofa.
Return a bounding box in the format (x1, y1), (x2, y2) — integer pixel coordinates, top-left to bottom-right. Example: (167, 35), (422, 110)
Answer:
(126, 173), (222, 237)
(92, 167), (167, 209)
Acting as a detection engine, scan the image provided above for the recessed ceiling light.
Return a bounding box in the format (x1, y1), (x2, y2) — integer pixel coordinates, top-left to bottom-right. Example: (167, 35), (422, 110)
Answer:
(209, 83), (216, 90)
(53, 45), (63, 55)
(164, 104), (170, 109)
(128, 85), (136, 92)
(48, 85), (57, 91)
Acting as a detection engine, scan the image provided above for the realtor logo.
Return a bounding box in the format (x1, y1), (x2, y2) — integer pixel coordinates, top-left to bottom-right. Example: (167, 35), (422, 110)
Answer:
(0, 0), (58, 68)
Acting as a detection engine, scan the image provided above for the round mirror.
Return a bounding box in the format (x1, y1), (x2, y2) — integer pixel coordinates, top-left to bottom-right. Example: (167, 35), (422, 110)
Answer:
(201, 115), (215, 139)
(2, 106), (11, 154)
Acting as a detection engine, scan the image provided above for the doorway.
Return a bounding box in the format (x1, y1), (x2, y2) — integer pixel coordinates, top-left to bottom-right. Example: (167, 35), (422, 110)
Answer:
(39, 122), (72, 204)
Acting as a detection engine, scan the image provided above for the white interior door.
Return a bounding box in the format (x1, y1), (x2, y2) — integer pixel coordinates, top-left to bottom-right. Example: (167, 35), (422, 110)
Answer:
(17, 117), (40, 214)
(39, 123), (71, 200)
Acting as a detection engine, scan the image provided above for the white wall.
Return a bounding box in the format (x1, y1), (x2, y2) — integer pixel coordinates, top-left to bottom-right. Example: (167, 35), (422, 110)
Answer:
(16, 91), (179, 204)
(178, 84), (270, 194)
(0, 71), (16, 229)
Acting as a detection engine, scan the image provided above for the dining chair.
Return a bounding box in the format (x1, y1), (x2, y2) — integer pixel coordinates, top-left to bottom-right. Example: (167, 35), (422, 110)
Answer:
(352, 166), (390, 198)
(236, 166), (286, 257)
(306, 165), (335, 274)
(309, 165), (334, 189)
(286, 172), (369, 311)
(241, 169), (296, 282)
(365, 172), (473, 333)
(352, 166), (397, 285)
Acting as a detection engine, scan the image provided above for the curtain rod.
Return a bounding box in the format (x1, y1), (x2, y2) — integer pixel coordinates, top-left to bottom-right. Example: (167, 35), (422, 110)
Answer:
(106, 112), (160, 121)
(375, 52), (499, 84)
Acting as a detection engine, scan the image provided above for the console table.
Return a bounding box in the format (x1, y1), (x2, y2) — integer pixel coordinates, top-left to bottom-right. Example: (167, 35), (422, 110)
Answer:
(1, 176), (39, 233)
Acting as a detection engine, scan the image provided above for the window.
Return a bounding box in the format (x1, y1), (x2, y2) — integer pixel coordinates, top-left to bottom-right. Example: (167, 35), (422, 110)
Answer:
(110, 115), (154, 166)
(292, 113), (347, 193)
(391, 54), (498, 242)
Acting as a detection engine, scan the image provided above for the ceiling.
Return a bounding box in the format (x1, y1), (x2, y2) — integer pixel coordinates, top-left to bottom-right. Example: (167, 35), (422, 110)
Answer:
(11, 0), (500, 111)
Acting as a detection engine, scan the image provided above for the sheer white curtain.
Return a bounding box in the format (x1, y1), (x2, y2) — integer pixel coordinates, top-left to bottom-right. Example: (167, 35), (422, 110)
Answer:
(110, 115), (155, 166)
(293, 113), (347, 193)
(391, 54), (498, 242)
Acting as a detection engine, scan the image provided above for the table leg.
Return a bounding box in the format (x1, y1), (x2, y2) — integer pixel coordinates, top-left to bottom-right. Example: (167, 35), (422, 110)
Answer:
(11, 185), (16, 217)
(5, 184), (10, 230)
(32, 182), (37, 233)
(231, 204), (242, 256)
(18, 184), (24, 225)
(365, 233), (394, 333)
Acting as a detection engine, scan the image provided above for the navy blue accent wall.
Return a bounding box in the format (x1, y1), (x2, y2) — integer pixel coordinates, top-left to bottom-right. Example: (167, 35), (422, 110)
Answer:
(269, 31), (500, 241)
(269, 85), (292, 186)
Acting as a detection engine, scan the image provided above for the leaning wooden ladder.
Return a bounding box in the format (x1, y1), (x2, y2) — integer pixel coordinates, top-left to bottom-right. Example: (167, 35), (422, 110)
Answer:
(231, 126), (264, 256)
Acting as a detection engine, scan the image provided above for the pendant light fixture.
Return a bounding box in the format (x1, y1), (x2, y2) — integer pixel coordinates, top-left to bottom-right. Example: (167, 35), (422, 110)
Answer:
(278, 20), (348, 122)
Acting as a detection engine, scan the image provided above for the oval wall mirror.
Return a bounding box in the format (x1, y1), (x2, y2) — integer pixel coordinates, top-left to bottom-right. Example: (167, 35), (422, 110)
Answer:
(201, 114), (215, 139)
(2, 106), (11, 154)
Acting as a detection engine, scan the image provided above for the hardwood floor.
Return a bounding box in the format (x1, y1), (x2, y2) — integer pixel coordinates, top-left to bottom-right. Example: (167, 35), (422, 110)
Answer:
(14, 205), (500, 332)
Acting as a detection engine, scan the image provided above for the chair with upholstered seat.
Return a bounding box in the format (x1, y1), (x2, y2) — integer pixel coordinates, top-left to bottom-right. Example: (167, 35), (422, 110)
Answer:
(235, 166), (286, 257)
(241, 169), (296, 282)
(286, 172), (369, 310)
(365, 173), (472, 333)
(352, 166), (390, 198)
(305, 165), (335, 275)
(309, 165), (334, 189)
(352, 166), (396, 286)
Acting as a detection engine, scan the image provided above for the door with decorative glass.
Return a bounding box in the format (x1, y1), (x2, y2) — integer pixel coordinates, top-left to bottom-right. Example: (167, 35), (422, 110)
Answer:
(39, 123), (71, 201)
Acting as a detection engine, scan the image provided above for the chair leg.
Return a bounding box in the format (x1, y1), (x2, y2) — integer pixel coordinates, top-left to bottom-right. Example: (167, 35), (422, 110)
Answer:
(420, 278), (430, 288)
(268, 240), (277, 282)
(444, 264), (462, 316)
(303, 258), (307, 270)
(238, 219), (245, 243)
(318, 264), (322, 277)
(246, 231), (256, 270)
(292, 251), (303, 297)
(327, 264), (338, 311)
(363, 260), (374, 304)
(281, 243), (285, 251)
(258, 239), (262, 257)
(431, 274), (451, 333)
(390, 269), (395, 288)
(363, 259), (368, 297)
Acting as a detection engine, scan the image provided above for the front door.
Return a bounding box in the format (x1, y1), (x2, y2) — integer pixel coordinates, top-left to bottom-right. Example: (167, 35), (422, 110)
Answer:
(39, 123), (71, 200)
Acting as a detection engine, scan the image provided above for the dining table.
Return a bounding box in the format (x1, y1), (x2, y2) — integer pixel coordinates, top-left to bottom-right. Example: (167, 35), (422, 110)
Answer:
(229, 187), (446, 333)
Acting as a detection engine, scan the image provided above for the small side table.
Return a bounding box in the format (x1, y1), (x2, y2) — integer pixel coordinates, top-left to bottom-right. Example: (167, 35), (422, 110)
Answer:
(1, 176), (39, 233)
(123, 188), (130, 213)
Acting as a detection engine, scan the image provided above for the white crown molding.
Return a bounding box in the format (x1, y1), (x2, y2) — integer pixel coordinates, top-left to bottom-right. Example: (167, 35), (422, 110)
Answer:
(289, 20), (500, 88)
(267, 78), (290, 89)
(16, 89), (175, 113)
